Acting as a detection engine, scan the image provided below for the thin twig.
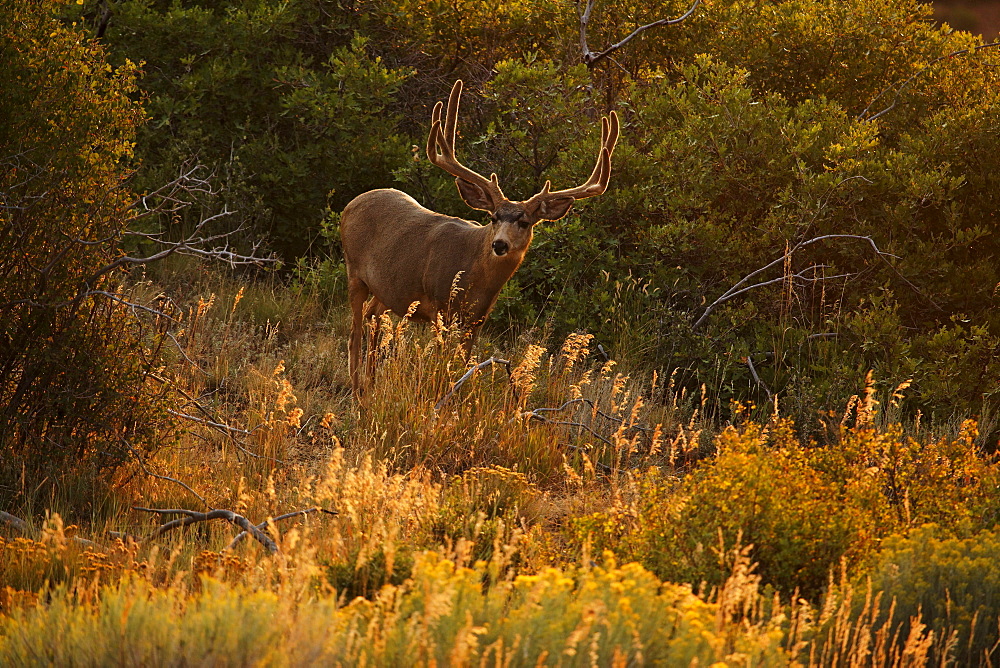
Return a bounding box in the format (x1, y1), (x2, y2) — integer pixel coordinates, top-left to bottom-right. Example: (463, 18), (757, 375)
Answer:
(124, 441), (210, 509)
(517, 398), (652, 449)
(745, 355), (773, 401)
(693, 234), (897, 330)
(858, 41), (1000, 122)
(528, 415), (615, 447)
(74, 290), (181, 323)
(166, 409), (283, 464)
(164, 331), (209, 375)
(524, 397), (651, 433)
(167, 410), (257, 436)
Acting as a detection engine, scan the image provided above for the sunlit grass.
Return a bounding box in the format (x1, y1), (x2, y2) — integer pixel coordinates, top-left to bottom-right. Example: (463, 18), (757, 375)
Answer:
(3, 266), (1000, 665)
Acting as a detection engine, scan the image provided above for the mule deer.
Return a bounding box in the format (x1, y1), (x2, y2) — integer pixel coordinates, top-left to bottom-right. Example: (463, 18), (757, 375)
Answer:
(341, 80), (619, 396)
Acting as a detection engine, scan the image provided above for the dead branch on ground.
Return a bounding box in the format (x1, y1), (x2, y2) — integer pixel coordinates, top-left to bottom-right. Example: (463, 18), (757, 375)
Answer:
(225, 508), (338, 550)
(0, 511), (104, 550)
(0, 510), (28, 532)
(132, 506), (337, 554)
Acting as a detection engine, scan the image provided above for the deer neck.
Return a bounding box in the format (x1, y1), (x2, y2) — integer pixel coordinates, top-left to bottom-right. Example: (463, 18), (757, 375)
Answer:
(449, 225), (530, 321)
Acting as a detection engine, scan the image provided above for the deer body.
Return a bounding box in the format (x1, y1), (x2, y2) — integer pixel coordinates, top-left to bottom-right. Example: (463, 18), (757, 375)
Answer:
(342, 188), (527, 325)
(342, 81), (617, 397)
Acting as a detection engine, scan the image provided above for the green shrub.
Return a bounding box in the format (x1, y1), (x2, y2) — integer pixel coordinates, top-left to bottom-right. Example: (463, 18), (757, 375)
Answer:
(96, 1), (412, 257)
(852, 525), (1000, 666)
(574, 419), (1000, 599)
(0, 552), (792, 666)
(631, 421), (877, 598)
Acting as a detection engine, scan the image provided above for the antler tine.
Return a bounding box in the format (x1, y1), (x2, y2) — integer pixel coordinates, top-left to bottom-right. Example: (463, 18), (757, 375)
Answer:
(426, 80), (504, 202)
(532, 110), (619, 202)
(425, 102), (443, 163)
(445, 79), (462, 152)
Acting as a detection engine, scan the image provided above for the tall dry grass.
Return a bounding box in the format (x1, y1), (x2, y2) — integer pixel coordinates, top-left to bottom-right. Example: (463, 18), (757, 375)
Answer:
(2, 266), (998, 666)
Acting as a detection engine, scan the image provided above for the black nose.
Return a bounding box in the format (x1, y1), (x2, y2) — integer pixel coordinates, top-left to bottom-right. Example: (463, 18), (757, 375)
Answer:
(492, 240), (509, 256)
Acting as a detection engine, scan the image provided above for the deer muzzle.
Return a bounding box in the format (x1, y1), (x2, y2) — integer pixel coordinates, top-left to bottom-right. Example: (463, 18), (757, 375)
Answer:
(492, 240), (509, 256)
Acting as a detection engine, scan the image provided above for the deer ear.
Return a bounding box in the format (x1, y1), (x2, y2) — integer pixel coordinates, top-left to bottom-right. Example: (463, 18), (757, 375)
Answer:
(537, 196), (575, 221)
(455, 178), (497, 212)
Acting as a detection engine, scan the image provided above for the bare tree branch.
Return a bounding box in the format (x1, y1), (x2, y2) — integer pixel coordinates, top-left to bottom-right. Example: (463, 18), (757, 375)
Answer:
(859, 40), (1000, 122)
(164, 331), (209, 374)
(166, 410), (259, 437)
(745, 355), (773, 401)
(0, 510), (28, 532)
(225, 507), (338, 550)
(522, 397), (651, 434)
(125, 163), (219, 216)
(83, 210), (274, 290)
(75, 290), (181, 322)
(693, 234), (899, 330)
(165, 409), (283, 464)
(3, 163), (277, 316)
(0, 510), (103, 549)
(527, 412), (615, 447)
(579, 0), (701, 69)
(505, 397), (655, 467)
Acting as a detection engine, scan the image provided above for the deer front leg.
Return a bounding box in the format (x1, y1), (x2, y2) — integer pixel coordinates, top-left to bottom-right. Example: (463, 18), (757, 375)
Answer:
(461, 324), (483, 364)
(363, 298), (388, 387)
(348, 278), (370, 398)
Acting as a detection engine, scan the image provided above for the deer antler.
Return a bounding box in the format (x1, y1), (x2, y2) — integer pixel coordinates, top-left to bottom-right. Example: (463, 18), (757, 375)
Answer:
(426, 80), (506, 208)
(526, 110), (619, 207)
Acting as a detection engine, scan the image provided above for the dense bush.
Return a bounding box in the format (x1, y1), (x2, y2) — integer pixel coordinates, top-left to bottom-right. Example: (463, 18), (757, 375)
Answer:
(89, 0), (412, 258)
(0, 0), (173, 495)
(574, 417), (1000, 598)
